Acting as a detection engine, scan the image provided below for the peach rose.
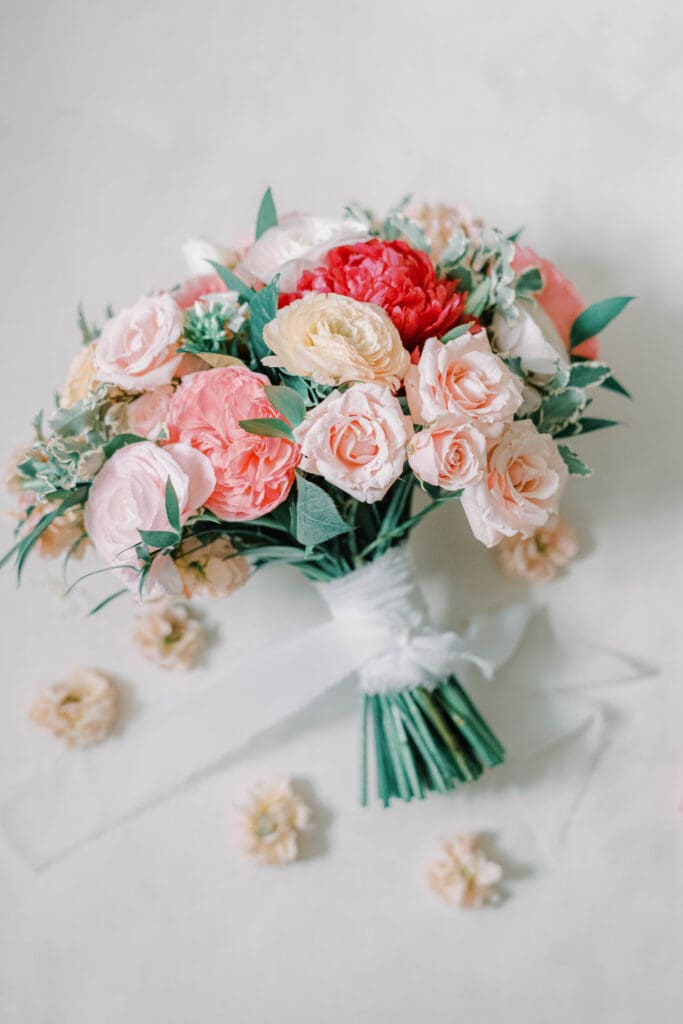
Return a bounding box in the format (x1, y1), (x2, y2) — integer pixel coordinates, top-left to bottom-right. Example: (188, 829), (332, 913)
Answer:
(497, 515), (577, 582)
(408, 418), (486, 491)
(263, 292), (409, 390)
(406, 329), (523, 435)
(166, 366), (300, 521)
(126, 384), (174, 439)
(174, 535), (249, 598)
(84, 441), (215, 593)
(94, 293), (184, 392)
(460, 420), (568, 547)
(294, 382), (411, 503)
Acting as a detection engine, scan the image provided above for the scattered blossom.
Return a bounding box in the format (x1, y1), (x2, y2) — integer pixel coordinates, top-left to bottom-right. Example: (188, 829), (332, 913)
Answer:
(132, 598), (207, 669)
(29, 669), (118, 748)
(497, 516), (578, 582)
(235, 778), (311, 865)
(427, 834), (502, 908)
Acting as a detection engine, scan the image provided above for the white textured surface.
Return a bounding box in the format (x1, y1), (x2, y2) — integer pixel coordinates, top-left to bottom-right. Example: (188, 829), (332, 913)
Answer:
(0, 2), (681, 1021)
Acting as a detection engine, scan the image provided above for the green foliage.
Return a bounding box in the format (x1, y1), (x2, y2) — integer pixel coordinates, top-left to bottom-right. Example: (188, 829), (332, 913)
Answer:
(165, 478), (181, 533)
(295, 475), (351, 547)
(567, 361), (612, 389)
(514, 266), (543, 295)
(569, 296), (634, 350)
(207, 260), (254, 302)
(255, 187), (278, 239)
(239, 417), (295, 442)
(538, 387), (587, 434)
(558, 444), (592, 476)
(263, 385), (306, 427)
(248, 277), (279, 363)
(77, 304), (101, 344)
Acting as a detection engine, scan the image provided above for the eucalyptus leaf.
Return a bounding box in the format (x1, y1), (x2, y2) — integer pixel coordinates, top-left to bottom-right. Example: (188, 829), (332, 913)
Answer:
(239, 417), (295, 442)
(569, 296), (634, 350)
(255, 187), (278, 239)
(264, 385), (306, 427)
(138, 529), (179, 549)
(207, 260), (254, 302)
(558, 444), (592, 476)
(295, 475), (351, 546)
(102, 433), (145, 458)
(465, 279), (490, 317)
(248, 276), (279, 362)
(440, 322), (475, 343)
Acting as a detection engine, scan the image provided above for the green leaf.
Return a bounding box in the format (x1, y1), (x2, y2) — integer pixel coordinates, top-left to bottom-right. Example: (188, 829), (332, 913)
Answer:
(248, 277), (279, 361)
(514, 266), (543, 294)
(567, 361), (612, 389)
(102, 433), (145, 458)
(439, 230), (468, 265)
(138, 529), (179, 549)
(295, 475), (351, 547)
(386, 214), (430, 252)
(165, 478), (181, 533)
(558, 444), (592, 476)
(464, 279), (490, 317)
(206, 260), (254, 302)
(539, 387), (587, 432)
(440, 322), (475, 343)
(255, 187), (278, 239)
(263, 385), (306, 427)
(601, 374), (632, 400)
(575, 416), (621, 434)
(239, 417), (295, 442)
(569, 296), (635, 350)
(87, 589), (128, 616)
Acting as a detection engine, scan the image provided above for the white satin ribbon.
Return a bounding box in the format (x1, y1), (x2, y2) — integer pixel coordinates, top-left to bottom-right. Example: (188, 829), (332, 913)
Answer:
(0, 547), (653, 869)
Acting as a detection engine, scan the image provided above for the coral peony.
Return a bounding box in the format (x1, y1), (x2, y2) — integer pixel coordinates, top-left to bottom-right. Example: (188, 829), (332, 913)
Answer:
(166, 366), (300, 521)
(293, 239), (464, 350)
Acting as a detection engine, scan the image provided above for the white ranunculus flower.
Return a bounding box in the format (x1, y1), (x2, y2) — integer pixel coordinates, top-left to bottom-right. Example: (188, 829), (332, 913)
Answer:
(241, 215), (368, 290)
(493, 305), (565, 378)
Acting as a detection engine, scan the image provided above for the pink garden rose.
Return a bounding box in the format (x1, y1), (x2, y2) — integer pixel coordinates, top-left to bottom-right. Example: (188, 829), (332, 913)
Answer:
(126, 384), (174, 439)
(94, 293), (185, 392)
(166, 366), (300, 520)
(408, 418), (486, 491)
(406, 330), (523, 435)
(84, 441), (215, 594)
(293, 382), (411, 503)
(460, 420), (568, 547)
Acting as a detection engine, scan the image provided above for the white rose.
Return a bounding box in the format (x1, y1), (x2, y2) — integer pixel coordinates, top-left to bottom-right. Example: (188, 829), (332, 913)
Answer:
(241, 214), (368, 290)
(94, 293), (184, 392)
(492, 306), (565, 378)
(263, 292), (409, 391)
(461, 420), (568, 547)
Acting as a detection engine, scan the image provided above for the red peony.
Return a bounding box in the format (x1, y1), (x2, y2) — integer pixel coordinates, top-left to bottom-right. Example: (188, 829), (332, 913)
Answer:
(292, 239), (464, 350)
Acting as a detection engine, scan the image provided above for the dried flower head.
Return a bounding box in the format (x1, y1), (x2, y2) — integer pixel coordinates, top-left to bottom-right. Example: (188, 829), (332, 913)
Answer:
(174, 535), (249, 599)
(29, 669), (118, 748)
(132, 598), (207, 670)
(235, 778), (311, 865)
(427, 834), (502, 908)
(497, 516), (578, 583)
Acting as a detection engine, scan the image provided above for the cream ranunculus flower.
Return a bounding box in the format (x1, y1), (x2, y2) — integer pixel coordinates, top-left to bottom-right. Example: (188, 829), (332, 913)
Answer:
(263, 293), (409, 390)
(461, 420), (569, 547)
(241, 214), (368, 290)
(29, 669), (118, 748)
(61, 343), (99, 407)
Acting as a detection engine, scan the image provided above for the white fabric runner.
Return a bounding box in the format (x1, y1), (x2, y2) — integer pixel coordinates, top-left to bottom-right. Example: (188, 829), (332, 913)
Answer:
(0, 547), (653, 869)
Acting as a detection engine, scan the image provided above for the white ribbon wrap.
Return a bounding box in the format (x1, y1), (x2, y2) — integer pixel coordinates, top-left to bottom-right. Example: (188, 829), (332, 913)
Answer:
(0, 546), (652, 869)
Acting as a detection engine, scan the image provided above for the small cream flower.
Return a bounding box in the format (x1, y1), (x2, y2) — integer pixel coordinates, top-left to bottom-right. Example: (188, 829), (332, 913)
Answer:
(427, 834), (502, 908)
(61, 343), (99, 407)
(22, 502), (88, 559)
(263, 292), (410, 390)
(29, 669), (118, 748)
(132, 599), (207, 669)
(405, 201), (483, 259)
(497, 516), (578, 582)
(174, 535), (249, 599)
(235, 778), (311, 865)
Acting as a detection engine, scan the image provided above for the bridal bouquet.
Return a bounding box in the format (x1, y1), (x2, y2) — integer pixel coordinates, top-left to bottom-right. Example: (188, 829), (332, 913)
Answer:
(4, 191), (632, 807)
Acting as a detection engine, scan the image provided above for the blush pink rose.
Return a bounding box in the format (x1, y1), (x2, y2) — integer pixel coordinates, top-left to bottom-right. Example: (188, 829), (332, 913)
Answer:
(408, 419), (486, 491)
(460, 420), (568, 547)
(293, 383), (411, 503)
(126, 385), (174, 439)
(406, 330), (523, 435)
(166, 366), (300, 521)
(84, 441), (215, 594)
(512, 245), (599, 361)
(94, 293), (184, 392)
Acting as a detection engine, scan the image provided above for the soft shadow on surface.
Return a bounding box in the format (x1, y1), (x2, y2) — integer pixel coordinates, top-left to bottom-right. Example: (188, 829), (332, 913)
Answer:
(289, 776), (333, 861)
(476, 830), (536, 903)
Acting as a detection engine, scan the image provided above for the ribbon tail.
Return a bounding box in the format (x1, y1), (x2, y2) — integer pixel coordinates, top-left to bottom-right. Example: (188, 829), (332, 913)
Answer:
(451, 603), (534, 680)
(0, 620), (385, 870)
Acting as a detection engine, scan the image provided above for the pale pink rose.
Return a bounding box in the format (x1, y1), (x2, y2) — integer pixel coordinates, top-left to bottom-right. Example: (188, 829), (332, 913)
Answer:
(126, 385), (174, 439)
(84, 441), (215, 593)
(166, 366), (300, 521)
(461, 420), (568, 547)
(408, 418), (486, 491)
(406, 330), (523, 435)
(294, 383), (411, 503)
(94, 293), (184, 392)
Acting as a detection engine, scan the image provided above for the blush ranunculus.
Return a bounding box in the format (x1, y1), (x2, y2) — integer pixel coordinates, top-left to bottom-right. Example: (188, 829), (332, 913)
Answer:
(84, 441), (215, 593)
(293, 239), (464, 350)
(94, 293), (185, 392)
(408, 419), (487, 491)
(512, 245), (598, 360)
(406, 329), (523, 434)
(165, 366), (300, 521)
(460, 420), (568, 547)
(262, 292), (409, 390)
(293, 382), (411, 503)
